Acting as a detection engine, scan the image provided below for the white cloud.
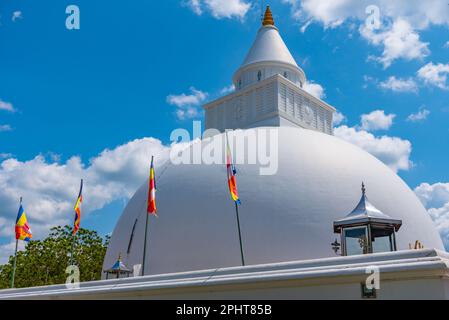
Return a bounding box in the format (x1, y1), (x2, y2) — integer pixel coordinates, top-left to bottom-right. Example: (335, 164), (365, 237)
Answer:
(283, 0), (357, 28)
(283, 0), (447, 67)
(417, 62), (449, 90)
(0, 153), (13, 159)
(428, 203), (449, 249)
(185, 0), (251, 19)
(0, 241), (25, 265)
(334, 125), (412, 172)
(167, 87), (208, 120)
(444, 41), (449, 48)
(360, 110), (395, 131)
(167, 87), (207, 107)
(284, 0), (449, 30)
(363, 75), (376, 83)
(407, 108), (430, 122)
(220, 84), (235, 95)
(415, 183), (449, 209)
(186, 0), (203, 15)
(205, 0), (251, 19)
(12, 11), (22, 22)
(176, 108), (201, 120)
(360, 19), (429, 68)
(0, 217), (13, 238)
(0, 124), (13, 132)
(415, 182), (449, 248)
(0, 137), (171, 263)
(333, 111), (346, 126)
(0, 99), (16, 113)
(300, 20), (312, 33)
(362, 75), (378, 88)
(302, 81), (325, 99)
(379, 76), (418, 93)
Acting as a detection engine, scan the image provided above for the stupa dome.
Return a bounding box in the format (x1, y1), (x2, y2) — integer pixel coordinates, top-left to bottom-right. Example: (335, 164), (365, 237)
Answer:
(103, 127), (443, 276)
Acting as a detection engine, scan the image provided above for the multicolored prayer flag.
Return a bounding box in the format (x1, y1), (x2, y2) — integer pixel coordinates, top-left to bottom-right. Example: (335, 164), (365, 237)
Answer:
(73, 179), (83, 236)
(15, 204), (32, 242)
(147, 156), (157, 215)
(226, 133), (241, 205)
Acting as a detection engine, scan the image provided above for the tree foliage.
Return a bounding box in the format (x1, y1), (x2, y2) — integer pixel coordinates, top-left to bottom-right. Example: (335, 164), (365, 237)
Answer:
(0, 226), (110, 289)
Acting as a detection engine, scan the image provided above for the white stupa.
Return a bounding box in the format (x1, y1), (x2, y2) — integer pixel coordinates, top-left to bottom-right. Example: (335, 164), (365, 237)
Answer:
(2, 6), (448, 300)
(102, 6), (443, 277)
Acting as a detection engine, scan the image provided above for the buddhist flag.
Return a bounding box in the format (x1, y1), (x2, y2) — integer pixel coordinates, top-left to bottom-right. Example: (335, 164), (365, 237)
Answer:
(147, 156), (157, 215)
(15, 204), (32, 242)
(226, 132), (241, 205)
(73, 179), (83, 236)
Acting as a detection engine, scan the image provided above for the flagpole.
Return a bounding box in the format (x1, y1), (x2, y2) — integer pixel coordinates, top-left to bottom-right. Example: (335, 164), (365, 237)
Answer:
(10, 197), (22, 288)
(70, 233), (75, 266)
(226, 131), (246, 266)
(234, 202), (245, 266)
(142, 206), (150, 276)
(70, 179), (83, 267)
(10, 239), (19, 289)
(142, 155), (153, 276)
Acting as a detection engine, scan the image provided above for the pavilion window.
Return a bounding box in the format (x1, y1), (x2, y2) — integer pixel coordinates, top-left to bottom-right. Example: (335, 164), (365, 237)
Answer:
(371, 226), (396, 253)
(342, 226), (369, 256)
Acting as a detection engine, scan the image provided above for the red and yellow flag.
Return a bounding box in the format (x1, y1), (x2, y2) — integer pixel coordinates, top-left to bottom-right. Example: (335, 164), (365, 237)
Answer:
(15, 203), (32, 242)
(226, 133), (241, 205)
(73, 179), (83, 236)
(147, 157), (157, 215)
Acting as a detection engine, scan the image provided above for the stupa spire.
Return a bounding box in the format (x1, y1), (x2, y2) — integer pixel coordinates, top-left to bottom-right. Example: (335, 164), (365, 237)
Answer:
(262, 5), (274, 26)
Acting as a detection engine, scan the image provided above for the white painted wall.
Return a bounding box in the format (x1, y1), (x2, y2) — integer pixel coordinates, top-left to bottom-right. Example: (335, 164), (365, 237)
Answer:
(204, 75), (334, 134)
(3, 250), (449, 300)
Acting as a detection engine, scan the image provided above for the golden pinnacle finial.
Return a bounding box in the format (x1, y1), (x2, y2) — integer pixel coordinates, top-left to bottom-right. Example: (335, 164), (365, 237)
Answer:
(262, 5), (274, 26)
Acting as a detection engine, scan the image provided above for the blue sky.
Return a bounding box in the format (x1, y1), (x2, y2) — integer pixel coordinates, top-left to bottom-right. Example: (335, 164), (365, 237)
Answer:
(1, 0), (449, 261)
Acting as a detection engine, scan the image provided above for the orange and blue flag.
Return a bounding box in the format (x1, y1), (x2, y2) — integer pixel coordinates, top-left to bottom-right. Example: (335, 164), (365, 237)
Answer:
(15, 204), (32, 242)
(147, 157), (157, 215)
(226, 133), (241, 205)
(73, 179), (83, 236)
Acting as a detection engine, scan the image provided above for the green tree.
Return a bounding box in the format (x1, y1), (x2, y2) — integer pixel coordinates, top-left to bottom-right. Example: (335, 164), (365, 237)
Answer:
(0, 226), (110, 289)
